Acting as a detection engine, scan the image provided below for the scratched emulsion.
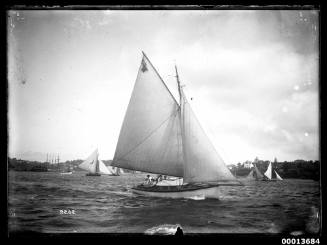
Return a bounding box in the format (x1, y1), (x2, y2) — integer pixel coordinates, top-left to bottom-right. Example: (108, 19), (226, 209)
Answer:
(8, 11), (27, 86)
(8, 171), (320, 234)
(7, 9), (320, 235)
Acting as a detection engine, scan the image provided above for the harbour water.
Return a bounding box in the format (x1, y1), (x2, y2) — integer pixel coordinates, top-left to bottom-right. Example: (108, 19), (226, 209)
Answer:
(8, 171), (320, 234)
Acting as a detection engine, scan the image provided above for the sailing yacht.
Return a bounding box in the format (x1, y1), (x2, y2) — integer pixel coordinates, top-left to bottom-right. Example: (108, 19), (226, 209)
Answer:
(60, 166), (73, 175)
(79, 149), (117, 176)
(117, 167), (125, 175)
(263, 162), (283, 181)
(106, 165), (124, 176)
(111, 52), (242, 198)
(245, 163), (265, 181)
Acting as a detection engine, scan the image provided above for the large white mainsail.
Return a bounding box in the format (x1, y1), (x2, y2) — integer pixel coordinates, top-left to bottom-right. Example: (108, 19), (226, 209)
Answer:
(264, 162), (272, 180)
(112, 52), (237, 185)
(112, 53), (184, 177)
(79, 149), (98, 173)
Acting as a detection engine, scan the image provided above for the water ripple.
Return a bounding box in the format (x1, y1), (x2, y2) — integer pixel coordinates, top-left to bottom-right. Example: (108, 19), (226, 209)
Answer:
(8, 171), (320, 234)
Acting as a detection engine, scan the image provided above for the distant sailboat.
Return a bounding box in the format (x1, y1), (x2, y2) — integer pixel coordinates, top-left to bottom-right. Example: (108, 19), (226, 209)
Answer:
(60, 165), (73, 175)
(111, 52), (242, 199)
(245, 163), (265, 181)
(106, 165), (124, 176)
(263, 162), (283, 181)
(79, 149), (114, 176)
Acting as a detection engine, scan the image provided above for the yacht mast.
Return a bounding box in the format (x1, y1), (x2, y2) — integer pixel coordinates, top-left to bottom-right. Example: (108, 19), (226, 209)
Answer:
(175, 65), (182, 106)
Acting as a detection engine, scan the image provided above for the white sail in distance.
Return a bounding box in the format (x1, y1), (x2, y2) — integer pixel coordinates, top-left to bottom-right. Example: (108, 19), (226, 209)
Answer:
(254, 164), (264, 179)
(246, 164), (264, 180)
(98, 160), (112, 175)
(79, 149), (98, 173)
(246, 169), (254, 179)
(106, 161), (119, 175)
(275, 170), (283, 180)
(264, 162), (272, 180)
(106, 165), (118, 175)
(112, 53), (184, 177)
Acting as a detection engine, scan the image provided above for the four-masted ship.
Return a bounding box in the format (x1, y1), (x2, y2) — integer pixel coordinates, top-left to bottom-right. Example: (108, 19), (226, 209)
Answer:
(111, 52), (242, 198)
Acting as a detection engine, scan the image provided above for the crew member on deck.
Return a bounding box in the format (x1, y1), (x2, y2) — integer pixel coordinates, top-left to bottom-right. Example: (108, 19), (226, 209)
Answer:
(156, 174), (163, 182)
(144, 175), (153, 185)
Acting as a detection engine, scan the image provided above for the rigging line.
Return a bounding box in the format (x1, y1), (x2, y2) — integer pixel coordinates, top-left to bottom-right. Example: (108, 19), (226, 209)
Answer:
(158, 111), (176, 160)
(118, 108), (179, 160)
(142, 51), (180, 107)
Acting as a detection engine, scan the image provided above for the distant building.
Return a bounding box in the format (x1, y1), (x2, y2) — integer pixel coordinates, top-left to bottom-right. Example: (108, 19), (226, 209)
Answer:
(242, 161), (253, 169)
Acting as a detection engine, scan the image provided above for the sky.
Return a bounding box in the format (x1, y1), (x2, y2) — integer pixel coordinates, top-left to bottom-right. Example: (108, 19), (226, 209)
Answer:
(8, 9), (319, 164)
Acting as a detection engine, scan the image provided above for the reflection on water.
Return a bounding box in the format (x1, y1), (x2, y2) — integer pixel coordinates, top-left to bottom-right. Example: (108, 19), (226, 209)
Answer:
(8, 171), (320, 234)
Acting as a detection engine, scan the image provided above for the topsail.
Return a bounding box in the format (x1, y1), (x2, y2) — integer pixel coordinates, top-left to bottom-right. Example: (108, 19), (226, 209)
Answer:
(112, 52), (236, 184)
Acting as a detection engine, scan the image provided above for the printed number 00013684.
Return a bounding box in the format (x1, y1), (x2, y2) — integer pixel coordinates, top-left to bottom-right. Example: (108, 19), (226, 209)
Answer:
(281, 238), (320, 245)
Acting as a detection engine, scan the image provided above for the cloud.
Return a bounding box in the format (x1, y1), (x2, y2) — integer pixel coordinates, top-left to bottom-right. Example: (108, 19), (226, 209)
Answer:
(174, 40), (318, 162)
(8, 10), (319, 162)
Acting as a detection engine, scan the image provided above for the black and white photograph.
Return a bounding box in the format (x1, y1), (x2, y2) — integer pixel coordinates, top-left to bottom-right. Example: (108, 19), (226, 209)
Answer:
(7, 6), (321, 237)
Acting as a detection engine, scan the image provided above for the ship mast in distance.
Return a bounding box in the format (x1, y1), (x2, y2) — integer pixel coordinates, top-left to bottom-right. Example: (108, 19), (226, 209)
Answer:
(57, 154), (60, 168)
